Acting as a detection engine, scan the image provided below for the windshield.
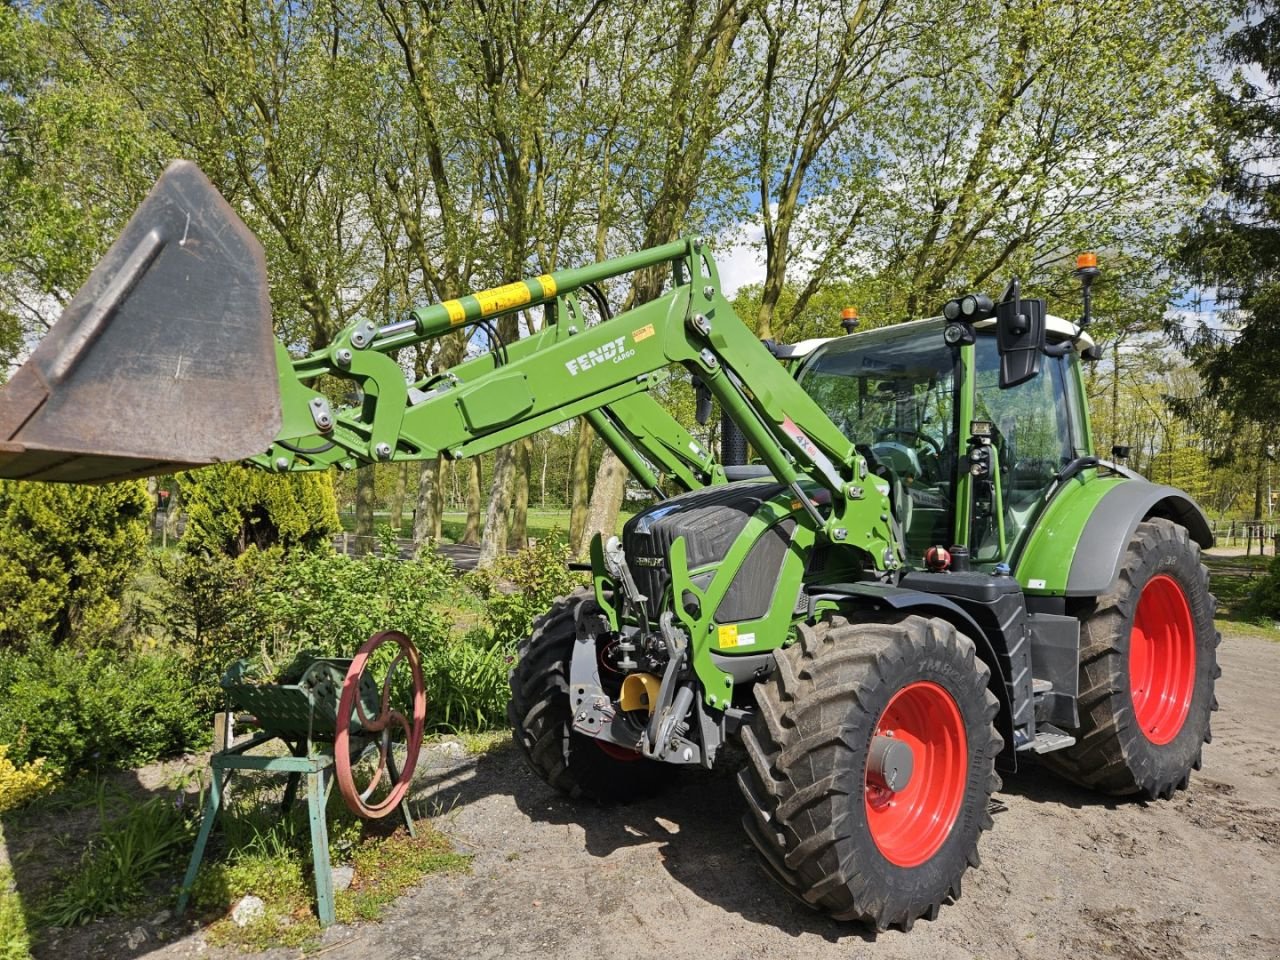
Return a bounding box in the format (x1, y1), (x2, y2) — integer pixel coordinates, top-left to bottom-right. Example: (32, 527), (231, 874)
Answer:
(797, 319), (958, 565)
(797, 319), (956, 466)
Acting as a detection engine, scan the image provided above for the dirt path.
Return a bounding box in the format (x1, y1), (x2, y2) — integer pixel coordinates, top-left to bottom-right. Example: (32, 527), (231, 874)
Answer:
(89, 628), (1280, 959)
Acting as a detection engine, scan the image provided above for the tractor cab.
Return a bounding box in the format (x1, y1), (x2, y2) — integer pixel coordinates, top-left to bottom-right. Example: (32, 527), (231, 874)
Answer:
(796, 313), (1095, 571)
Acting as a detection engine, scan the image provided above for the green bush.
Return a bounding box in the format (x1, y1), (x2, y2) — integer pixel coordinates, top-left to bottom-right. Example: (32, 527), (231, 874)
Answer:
(0, 644), (210, 772)
(468, 538), (585, 645)
(177, 463), (340, 557)
(158, 538), (459, 706)
(1248, 556), (1280, 622)
(253, 540), (456, 656)
(0, 479), (150, 649)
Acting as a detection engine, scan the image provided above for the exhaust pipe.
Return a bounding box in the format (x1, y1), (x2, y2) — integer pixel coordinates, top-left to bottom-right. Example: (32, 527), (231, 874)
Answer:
(0, 161), (281, 483)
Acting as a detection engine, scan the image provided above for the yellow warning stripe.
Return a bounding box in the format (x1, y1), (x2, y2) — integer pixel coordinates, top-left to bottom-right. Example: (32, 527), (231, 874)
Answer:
(441, 275), (558, 327)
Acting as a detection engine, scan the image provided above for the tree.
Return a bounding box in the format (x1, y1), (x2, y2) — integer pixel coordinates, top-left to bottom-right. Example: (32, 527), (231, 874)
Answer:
(0, 479), (150, 648)
(1179, 2), (1280, 520)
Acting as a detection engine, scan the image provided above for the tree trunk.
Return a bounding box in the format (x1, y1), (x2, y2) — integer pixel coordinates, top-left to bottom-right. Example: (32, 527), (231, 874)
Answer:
(413, 457), (440, 544)
(354, 465), (376, 556)
(581, 449), (628, 555)
(511, 437), (532, 548)
(1256, 441), (1267, 521)
(463, 458), (482, 544)
(479, 445), (518, 566)
(569, 419), (594, 556)
(433, 459), (446, 539)
(389, 462), (409, 537)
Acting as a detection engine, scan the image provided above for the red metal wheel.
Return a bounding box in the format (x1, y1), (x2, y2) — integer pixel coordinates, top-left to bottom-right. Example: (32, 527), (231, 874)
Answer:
(594, 739), (641, 762)
(865, 680), (967, 868)
(335, 631), (427, 819)
(1129, 574), (1196, 745)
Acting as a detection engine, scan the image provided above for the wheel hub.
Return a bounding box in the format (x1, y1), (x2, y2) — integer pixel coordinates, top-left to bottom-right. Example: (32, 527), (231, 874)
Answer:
(867, 734), (915, 792)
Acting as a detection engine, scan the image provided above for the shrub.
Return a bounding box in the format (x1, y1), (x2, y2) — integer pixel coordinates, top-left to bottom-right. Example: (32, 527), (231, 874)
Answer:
(0, 744), (53, 813)
(158, 538), (459, 706)
(468, 538), (585, 645)
(0, 644), (210, 772)
(177, 463), (340, 557)
(1248, 556), (1280, 622)
(0, 479), (150, 649)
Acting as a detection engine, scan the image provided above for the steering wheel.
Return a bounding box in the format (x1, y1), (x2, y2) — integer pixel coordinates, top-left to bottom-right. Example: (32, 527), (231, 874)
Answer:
(873, 427), (942, 456)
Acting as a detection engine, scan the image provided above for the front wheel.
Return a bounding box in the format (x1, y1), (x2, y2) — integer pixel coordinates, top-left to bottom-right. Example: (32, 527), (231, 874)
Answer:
(738, 614), (1002, 930)
(507, 588), (672, 802)
(1041, 518), (1219, 797)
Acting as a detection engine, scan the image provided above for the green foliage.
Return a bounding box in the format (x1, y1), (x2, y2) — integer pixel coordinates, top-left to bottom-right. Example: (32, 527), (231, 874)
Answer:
(0, 480), (150, 649)
(0, 866), (31, 960)
(1248, 557), (1280, 624)
(421, 640), (513, 733)
(178, 464), (340, 557)
(38, 791), (193, 927)
(0, 644), (210, 772)
(468, 538), (586, 644)
(158, 538), (458, 708)
(190, 780), (468, 952)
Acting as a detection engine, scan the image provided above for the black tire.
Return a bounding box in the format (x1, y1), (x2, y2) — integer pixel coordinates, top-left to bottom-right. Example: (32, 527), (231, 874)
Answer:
(507, 588), (672, 802)
(737, 614), (1002, 930)
(1040, 518), (1220, 798)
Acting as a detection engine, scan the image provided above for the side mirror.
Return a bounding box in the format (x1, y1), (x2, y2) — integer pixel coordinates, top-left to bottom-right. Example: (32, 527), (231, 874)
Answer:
(995, 279), (1046, 388)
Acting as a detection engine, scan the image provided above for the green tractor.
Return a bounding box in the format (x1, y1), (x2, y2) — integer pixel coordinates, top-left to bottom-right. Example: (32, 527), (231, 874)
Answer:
(0, 163), (1218, 929)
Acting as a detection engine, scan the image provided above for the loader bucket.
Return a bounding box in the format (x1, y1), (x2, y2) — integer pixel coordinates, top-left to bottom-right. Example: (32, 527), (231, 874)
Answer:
(0, 160), (281, 483)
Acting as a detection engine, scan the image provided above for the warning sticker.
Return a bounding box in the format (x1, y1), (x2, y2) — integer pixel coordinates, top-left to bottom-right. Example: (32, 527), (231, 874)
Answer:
(717, 625), (755, 649)
(443, 299), (466, 325)
(474, 281), (534, 317)
(537, 274), (557, 298)
(632, 323), (656, 343)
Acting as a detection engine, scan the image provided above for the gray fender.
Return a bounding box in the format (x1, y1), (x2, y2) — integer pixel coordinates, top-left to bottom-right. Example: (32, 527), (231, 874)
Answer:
(1066, 480), (1213, 596)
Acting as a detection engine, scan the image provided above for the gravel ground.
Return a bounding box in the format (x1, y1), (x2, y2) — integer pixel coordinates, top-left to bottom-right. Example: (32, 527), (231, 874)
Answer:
(41, 627), (1280, 960)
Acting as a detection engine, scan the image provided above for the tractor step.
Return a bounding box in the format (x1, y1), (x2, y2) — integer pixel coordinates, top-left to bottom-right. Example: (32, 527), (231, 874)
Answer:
(1021, 722), (1076, 754)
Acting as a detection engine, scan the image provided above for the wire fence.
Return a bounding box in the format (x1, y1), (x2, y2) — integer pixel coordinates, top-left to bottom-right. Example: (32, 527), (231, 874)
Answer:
(1208, 520), (1280, 557)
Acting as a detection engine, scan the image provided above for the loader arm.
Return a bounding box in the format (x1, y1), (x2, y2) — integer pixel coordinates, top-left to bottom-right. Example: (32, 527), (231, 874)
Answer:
(261, 236), (895, 561)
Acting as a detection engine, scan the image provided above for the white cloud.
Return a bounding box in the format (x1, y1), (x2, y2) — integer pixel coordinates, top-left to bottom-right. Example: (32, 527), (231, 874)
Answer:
(710, 221), (766, 298)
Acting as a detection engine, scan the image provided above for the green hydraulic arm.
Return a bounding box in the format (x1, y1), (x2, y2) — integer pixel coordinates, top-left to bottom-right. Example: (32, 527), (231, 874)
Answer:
(261, 237), (897, 569)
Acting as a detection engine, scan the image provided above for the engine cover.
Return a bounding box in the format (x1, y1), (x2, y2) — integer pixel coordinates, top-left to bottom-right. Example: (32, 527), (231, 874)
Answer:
(622, 480), (786, 614)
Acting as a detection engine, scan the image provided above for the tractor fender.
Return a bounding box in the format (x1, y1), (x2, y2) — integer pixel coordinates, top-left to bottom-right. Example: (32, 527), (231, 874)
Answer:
(1066, 480), (1213, 597)
(807, 583), (1014, 760)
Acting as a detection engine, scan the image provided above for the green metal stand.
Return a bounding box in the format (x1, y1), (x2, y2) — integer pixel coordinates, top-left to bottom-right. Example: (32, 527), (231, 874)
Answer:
(176, 732), (342, 925)
(175, 655), (418, 928)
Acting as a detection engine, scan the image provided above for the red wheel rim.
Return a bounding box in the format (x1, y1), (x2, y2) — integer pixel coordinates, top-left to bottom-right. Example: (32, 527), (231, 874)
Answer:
(594, 740), (641, 762)
(1129, 574), (1196, 745)
(865, 681), (967, 868)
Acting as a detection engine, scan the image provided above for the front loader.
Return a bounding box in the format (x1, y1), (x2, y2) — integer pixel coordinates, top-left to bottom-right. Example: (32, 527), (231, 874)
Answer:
(0, 163), (1219, 930)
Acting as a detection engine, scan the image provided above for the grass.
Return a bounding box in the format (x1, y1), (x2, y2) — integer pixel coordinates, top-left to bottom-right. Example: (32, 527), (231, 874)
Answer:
(1204, 552), (1280, 639)
(194, 819), (470, 952)
(36, 789), (193, 928)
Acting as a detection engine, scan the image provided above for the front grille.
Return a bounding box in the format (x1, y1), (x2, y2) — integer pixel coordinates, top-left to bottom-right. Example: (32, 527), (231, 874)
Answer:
(622, 481), (784, 611)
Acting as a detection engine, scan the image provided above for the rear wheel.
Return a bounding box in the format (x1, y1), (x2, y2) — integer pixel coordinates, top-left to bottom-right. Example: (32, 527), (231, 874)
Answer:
(507, 588), (672, 802)
(738, 615), (1002, 930)
(1042, 518), (1219, 797)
